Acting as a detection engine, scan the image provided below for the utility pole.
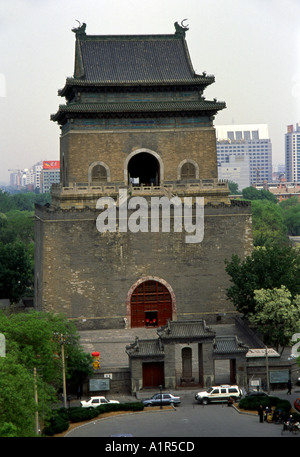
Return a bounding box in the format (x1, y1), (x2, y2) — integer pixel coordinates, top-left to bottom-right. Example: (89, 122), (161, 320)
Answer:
(265, 346), (270, 393)
(33, 367), (40, 435)
(53, 333), (68, 408)
(61, 336), (67, 409)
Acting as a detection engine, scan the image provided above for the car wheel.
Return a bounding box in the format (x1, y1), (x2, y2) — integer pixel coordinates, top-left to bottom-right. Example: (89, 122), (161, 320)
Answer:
(202, 398), (209, 405)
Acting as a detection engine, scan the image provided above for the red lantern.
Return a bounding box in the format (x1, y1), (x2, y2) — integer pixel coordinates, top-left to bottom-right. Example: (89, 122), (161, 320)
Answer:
(91, 351), (100, 369)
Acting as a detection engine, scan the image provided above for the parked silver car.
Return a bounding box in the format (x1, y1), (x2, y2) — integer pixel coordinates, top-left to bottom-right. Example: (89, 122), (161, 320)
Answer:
(142, 393), (181, 406)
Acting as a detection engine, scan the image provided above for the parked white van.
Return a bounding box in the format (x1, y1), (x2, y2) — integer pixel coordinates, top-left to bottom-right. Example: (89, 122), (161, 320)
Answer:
(195, 385), (242, 405)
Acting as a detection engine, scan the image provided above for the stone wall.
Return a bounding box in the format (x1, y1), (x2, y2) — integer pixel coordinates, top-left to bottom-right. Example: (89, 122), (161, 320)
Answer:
(34, 201), (252, 329)
(60, 127), (218, 185)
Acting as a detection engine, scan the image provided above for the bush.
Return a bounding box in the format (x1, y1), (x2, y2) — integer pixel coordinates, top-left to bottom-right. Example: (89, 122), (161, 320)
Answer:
(68, 406), (99, 423)
(43, 408), (69, 436)
(43, 402), (145, 435)
(96, 402), (144, 415)
(238, 396), (291, 415)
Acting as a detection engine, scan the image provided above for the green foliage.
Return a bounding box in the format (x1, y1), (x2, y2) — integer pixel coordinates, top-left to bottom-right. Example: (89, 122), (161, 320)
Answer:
(67, 406), (99, 423)
(0, 190), (49, 303)
(0, 189), (51, 213)
(43, 408), (70, 436)
(0, 241), (33, 301)
(242, 186), (277, 203)
(0, 311), (93, 436)
(225, 243), (300, 316)
(44, 402), (145, 436)
(249, 286), (300, 350)
(251, 200), (287, 246)
(0, 422), (18, 437)
(0, 352), (38, 436)
(239, 395), (291, 414)
(228, 181), (241, 195)
(279, 196), (300, 236)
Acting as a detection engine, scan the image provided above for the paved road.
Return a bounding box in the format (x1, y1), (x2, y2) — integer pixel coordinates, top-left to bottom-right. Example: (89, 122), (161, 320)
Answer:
(65, 390), (300, 438)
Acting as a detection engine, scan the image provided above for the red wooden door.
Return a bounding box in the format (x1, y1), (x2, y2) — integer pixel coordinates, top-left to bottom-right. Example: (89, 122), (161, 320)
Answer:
(143, 362), (164, 388)
(130, 280), (172, 328)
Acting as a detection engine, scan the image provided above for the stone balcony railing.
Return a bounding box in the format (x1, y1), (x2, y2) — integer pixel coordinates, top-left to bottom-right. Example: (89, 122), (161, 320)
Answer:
(50, 179), (230, 209)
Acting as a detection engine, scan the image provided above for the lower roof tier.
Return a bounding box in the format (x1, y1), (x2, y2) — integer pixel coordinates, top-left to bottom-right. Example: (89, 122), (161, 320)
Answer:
(51, 99), (226, 125)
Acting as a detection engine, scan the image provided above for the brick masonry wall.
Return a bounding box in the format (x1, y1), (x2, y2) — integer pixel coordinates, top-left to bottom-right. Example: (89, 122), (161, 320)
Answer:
(34, 202), (252, 329)
(60, 127), (218, 184)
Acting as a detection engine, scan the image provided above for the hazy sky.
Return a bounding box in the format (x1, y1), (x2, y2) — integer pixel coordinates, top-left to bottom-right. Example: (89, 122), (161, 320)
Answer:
(0, 0), (299, 183)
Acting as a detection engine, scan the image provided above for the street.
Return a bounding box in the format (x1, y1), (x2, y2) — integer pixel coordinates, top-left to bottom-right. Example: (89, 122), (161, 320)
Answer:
(65, 390), (300, 438)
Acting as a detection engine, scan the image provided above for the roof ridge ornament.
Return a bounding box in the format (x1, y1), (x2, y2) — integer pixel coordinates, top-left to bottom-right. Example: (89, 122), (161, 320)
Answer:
(174, 19), (189, 37)
(72, 20), (86, 37)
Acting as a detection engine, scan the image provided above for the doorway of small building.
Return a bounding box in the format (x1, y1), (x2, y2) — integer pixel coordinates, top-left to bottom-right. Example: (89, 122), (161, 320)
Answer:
(130, 280), (173, 328)
(214, 359), (236, 385)
(128, 152), (160, 186)
(143, 362), (164, 388)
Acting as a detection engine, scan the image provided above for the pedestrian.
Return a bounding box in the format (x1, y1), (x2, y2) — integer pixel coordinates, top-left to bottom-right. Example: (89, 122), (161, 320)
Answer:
(287, 379), (292, 395)
(258, 404), (264, 423)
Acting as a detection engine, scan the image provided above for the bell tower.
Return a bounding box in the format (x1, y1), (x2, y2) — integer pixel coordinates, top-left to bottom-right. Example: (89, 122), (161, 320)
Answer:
(34, 23), (252, 329)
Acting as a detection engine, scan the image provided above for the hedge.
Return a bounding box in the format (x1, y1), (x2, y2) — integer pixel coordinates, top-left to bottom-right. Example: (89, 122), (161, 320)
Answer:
(44, 402), (144, 436)
(238, 396), (291, 415)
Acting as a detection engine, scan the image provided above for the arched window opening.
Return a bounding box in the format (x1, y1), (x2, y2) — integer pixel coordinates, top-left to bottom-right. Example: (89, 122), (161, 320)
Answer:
(130, 279), (172, 328)
(91, 164), (107, 183)
(128, 152), (160, 186)
(181, 162), (196, 180)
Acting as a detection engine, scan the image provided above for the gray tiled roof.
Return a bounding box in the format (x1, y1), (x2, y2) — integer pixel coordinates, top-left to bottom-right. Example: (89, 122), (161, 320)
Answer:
(157, 319), (216, 340)
(75, 34), (202, 83)
(52, 99), (225, 118)
(213, 336), (249, 354)
(125, 337), (164, 357)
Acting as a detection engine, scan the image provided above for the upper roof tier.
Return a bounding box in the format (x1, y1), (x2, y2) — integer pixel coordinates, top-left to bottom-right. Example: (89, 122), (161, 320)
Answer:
(52, 23), (226, 124)
(59, 22), (216, 95)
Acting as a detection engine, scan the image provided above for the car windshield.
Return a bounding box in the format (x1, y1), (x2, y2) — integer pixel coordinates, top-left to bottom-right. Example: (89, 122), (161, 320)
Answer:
(206, 388), (213, 393)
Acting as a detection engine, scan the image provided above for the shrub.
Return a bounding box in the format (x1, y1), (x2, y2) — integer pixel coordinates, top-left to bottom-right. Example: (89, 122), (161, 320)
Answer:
(68, 406), (99, 423)
(238, 396), (291, 414)
(43, 408), (69, 436)
(43, 402), (145, 435)
(96, 402), (144, 415)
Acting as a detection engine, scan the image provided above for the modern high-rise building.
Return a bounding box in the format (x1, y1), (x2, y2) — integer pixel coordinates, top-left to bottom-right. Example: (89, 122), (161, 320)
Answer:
(285, 123), (300, 182)
(40, 161), (60, 193)
(216, 124), (272, 185)
(218, 154), (250, 191)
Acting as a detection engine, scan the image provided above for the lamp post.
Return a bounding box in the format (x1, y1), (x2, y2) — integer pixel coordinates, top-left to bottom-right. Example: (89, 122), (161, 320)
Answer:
(159, 385), (162, 409)
(61, 337), (67, 408)
(265, 346), (270, 394)
(54, 333), (67, 408)
(33, 367), (40, 435)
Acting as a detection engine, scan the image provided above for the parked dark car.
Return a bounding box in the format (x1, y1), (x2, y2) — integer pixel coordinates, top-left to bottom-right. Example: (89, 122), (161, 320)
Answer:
(246, 390), (269, 397)
(142, 393), (181, 407)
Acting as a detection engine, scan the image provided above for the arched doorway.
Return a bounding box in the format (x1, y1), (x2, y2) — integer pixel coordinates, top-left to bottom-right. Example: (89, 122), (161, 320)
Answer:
(129, 279), (174, 328)
(128, 152), (160, 186)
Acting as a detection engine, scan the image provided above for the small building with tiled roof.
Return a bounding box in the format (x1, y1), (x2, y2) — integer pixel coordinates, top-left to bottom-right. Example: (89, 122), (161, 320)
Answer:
(126, 320), (249, 392)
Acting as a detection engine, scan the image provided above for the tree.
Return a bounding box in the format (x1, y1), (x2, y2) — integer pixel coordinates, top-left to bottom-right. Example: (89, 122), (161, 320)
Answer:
(0, 241), (33, 302)
(225, 243), (300, 317)
(0, 311), (93, 436)
(228, 181), (241, 195)
(279, 196), (300, 236)
(249, 286), (300, 351)
(0, 352), (38, 437)
(251, 200), (287, 246)
(242, 186), (277, 203)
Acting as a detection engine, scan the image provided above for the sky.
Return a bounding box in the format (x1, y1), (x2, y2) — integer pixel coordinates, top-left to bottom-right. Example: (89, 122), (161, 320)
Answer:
(0, 0), (299, 184)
